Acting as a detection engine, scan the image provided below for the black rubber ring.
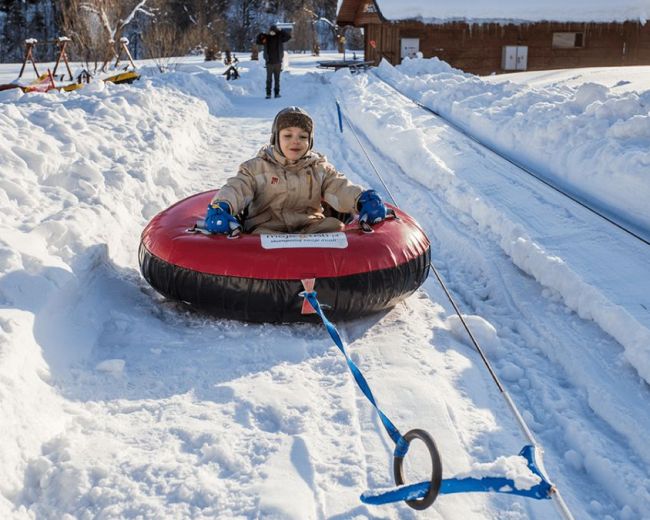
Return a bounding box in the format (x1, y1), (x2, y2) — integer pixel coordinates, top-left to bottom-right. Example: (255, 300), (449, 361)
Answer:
(393, 429), (443, 510)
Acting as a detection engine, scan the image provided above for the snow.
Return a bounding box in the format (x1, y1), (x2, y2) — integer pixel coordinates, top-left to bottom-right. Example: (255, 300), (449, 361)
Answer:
(1, 51), (650, 519)
(366, 0), (650, 23)
(95, 359), (125, 374)
(446, 314), (501, 355)
(454, 453), (542, 491)
(371, 58), (650, 386)
(378, 58), (650, 238)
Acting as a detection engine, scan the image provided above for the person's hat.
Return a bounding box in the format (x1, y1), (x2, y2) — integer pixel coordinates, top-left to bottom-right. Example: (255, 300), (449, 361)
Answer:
(270, 106), (314, 152)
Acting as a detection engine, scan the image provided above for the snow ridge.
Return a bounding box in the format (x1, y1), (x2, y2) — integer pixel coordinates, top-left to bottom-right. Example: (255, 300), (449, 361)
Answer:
(0, 76), (219, 517)
(370, 60), (650, 386)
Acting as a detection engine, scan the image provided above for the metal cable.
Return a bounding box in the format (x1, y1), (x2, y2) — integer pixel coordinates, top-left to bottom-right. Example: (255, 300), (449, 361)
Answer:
(336, 103), (399, 207)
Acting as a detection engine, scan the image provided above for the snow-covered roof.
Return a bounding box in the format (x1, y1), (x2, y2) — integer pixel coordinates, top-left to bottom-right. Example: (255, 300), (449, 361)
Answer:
(339, 0), (650, 24)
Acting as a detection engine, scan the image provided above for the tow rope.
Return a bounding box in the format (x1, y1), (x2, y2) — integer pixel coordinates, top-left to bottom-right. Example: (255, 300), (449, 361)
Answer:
(300, 288), (554, 510)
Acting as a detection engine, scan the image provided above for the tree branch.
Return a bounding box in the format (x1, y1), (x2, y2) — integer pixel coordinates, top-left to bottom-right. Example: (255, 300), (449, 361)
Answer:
(118, 0), (150, 31)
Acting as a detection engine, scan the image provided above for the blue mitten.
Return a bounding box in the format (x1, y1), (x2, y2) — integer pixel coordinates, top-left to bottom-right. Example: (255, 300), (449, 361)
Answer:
(204, 202), (241, 234)
(357, 190), (387, 224)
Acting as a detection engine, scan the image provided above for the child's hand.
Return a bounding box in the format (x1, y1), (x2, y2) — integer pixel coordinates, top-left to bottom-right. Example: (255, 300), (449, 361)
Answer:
(357, 190), (387, 225)
(205, 202), (241, 234)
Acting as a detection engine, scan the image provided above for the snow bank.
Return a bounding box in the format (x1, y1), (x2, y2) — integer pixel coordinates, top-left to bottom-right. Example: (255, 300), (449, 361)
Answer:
(332, 66), (650, 387)
(0, 75), (221, 515)
(0, 310), (67, 514)
(376, 58), (650, 238)
(147, 70), (232, 116)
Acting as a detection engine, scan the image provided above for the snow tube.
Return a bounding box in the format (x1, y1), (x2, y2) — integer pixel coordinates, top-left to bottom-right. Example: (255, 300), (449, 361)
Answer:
(139, 190), (431, 322)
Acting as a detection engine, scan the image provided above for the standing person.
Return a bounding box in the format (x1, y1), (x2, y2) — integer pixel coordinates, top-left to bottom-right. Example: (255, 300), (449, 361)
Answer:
(203, 107), (387, 235)
(256, 24), (291, 99)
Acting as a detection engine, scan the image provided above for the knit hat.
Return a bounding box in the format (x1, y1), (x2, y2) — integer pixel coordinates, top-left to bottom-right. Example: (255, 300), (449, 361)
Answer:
(270, 106), (314, 153)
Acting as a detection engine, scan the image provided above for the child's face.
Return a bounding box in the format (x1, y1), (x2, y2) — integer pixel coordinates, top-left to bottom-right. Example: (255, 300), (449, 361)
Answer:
(279, 126), (310, 161)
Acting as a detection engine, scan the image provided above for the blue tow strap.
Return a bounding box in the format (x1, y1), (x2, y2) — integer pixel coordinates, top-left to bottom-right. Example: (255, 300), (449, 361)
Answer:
(301, 290), (409, 456)
(300, 290), (554, 508)
(361, 445), (552, 505)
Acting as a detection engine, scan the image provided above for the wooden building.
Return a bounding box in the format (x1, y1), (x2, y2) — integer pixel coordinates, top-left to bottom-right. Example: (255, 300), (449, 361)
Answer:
(336, 0), (650, 75)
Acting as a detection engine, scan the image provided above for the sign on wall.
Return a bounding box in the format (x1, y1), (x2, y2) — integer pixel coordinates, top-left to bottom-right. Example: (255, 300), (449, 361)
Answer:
(552, 32), (584, 48)
(401, 38), (420, 59)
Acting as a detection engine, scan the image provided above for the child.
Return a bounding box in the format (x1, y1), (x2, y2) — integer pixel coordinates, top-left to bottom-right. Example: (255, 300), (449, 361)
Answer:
(204, 106), (387, 235)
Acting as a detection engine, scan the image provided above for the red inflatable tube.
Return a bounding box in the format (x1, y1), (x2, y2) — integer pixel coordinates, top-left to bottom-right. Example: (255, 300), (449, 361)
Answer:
(139, 190), (431, 322)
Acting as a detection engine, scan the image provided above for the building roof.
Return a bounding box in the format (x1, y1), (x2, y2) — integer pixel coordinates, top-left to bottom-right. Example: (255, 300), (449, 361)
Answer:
(337, 0), (650, 24)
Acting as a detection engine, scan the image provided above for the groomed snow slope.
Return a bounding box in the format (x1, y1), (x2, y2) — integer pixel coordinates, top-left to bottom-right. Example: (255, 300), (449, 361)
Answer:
(1, 55), (649, 519)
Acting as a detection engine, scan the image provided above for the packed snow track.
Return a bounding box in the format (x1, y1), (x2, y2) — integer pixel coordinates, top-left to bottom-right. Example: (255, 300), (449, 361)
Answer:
(1, 54), (649, 519)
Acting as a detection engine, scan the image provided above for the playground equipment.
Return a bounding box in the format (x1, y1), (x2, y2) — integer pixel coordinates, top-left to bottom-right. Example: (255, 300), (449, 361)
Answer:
(0, 35), (140, 94)
(0, 36), (81, 93)
(103, 37), (140, 85)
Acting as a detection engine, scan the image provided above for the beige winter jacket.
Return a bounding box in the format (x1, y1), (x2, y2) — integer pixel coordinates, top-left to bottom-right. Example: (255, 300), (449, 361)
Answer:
(212, 145), (364, 233)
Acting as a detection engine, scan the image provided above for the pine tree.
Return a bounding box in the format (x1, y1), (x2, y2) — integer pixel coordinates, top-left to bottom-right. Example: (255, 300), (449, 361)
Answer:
(2, 0), (27, 62)
(230, 0), (263, 51)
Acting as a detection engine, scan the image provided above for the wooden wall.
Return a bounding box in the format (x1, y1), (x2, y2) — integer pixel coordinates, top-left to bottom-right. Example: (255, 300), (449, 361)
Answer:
(365, 23), (399, 64)
(366, 20), (650, 74)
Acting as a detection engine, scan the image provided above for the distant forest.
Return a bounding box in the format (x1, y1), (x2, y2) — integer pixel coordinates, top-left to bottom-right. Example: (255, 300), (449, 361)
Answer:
(0, 0), (363, 64)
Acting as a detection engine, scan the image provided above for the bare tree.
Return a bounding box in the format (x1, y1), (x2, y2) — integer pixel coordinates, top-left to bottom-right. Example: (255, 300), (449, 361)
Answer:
(302, 5), (339, 53)
(141, 0), (204, 71)
(343, 25), (364, 52)
(60, 0), (152, 71)
(230, 0), (262, 51)
(142, 21), (183, 71)
(288, 9), (313, 53)
(184, 0), (228, 60)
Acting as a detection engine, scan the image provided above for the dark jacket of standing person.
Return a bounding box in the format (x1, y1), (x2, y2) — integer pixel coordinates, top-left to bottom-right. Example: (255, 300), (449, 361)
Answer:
(256, 25), (291, 65)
